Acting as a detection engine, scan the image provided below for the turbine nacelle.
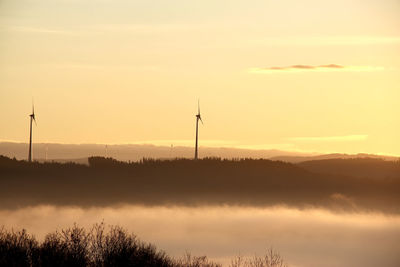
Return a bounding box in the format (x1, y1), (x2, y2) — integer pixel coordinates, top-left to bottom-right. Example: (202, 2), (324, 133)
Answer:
(196, 114), (203, 124)
(196, 100), (203, 124)
(194, 99), (204, 160)
(28, 102), (37, 162)
(30, 105), (37, 125)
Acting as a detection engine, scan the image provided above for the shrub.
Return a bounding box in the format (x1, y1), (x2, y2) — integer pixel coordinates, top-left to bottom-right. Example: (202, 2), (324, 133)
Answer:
(39, 224), (90, 267)
(175, 252), (222, 267)
(0, 224), (287, 267)
(230, 249), (288, 267)
(0, 227), (39, 267)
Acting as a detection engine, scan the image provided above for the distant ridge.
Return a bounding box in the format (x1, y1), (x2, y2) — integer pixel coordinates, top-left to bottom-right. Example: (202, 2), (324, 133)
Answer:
(0, 141), (310, 162)
(0, 142), (397, 163)
(299, 157), (400, 179)
(270, 153), (398, 163)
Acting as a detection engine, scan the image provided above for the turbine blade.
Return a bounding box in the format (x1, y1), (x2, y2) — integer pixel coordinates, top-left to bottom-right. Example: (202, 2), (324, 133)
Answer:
(198, 99), (200, 115)
(199, 116), (203, 125)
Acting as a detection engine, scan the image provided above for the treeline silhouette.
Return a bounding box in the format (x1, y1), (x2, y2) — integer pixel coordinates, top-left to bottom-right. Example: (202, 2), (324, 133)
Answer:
(0, 223), (287, 267)
(298, 158), (400, 179)
(0, 155), (399, 213)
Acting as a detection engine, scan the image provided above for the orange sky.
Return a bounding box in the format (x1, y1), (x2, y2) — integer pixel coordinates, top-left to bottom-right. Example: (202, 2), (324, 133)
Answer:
(0, 0), (399, 155)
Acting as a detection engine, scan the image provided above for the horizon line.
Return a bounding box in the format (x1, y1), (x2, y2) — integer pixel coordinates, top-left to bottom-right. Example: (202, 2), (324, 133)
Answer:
(0, 140), (399, 158)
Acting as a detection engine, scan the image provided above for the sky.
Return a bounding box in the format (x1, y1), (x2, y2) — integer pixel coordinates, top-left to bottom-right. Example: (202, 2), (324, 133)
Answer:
(0, 0), (399, 155)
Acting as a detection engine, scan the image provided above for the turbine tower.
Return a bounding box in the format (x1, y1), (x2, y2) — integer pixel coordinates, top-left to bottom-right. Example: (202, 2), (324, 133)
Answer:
(194, 100), (203, 160)
(28, 104), (37, 162)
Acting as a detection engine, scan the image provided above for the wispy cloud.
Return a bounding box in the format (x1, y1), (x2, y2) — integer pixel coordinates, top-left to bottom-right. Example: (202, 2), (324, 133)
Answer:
(252, 36), (400, 46)
(0, 139), (24, 143)
(0, 26), (75, 35)
(131, 140), (304, 152)
(233, 143), (295, 151)
(131, 139), (237, 147)
(0, 23), (208, 35)
(288, 135), (368, 142)
(249, 64), (384, 74)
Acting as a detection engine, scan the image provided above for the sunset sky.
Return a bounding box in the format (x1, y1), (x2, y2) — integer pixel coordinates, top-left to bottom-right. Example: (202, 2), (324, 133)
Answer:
(0, 0), (399, 155)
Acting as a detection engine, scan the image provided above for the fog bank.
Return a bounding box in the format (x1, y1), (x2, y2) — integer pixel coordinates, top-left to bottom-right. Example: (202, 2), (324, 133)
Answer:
(1, 205), (399, 267)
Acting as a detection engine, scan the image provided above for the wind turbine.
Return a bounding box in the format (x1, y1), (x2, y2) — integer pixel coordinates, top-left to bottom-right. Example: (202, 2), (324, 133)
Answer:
(28, 103), (37, 162)
(194, 100), (203, 160)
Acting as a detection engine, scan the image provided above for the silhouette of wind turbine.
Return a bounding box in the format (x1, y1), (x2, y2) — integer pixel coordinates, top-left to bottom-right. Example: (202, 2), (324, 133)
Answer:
(194, 100), (203, 160)
(28, 103), (37, 162)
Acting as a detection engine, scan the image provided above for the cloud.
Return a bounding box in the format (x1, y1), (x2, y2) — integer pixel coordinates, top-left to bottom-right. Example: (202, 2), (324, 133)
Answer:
(0, 23), (209, 36)
(252, 36), (400, 46)
(288, 135), (368, 142)
(132, 139), (237, 147)
(249, 64), (384, 73)
(0, 26), (75, 35)
(233, 143), (295, 150)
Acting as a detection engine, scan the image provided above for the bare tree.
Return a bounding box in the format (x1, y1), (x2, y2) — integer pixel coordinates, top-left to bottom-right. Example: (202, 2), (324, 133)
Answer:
(230, 248), (288, 267)
(1, 223), (286, 267)
(175, 252), (222, 267)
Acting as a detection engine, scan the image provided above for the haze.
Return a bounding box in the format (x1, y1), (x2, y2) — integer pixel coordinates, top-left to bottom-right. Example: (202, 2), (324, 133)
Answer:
(1, 205), (399, 267)
(0, 1), (399, 267)
(1, 0), (399, 155)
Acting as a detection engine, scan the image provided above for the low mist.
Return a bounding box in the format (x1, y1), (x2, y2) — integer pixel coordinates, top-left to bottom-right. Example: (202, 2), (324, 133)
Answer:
(1, 205), (399, 267)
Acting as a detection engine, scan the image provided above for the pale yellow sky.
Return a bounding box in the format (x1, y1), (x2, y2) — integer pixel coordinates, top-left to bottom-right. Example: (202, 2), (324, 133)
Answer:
(0, 0), (399, 155)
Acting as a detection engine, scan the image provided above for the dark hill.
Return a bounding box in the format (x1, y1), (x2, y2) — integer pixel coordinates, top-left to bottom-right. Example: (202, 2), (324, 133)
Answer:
(299, 158), (400, 179)
(270, 153), (398, 163)
(0, 155), (399, 213)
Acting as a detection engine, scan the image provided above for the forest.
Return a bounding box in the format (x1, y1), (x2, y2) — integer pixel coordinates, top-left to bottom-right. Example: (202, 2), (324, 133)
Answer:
(1, 155), (399, 213)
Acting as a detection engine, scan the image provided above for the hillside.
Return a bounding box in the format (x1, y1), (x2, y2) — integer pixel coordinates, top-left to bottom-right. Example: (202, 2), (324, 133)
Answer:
(271, 153), (399, 163)
(299, 158), (400, 179)
(0, 156), (399, 213)
(0, 142), (309, 162)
